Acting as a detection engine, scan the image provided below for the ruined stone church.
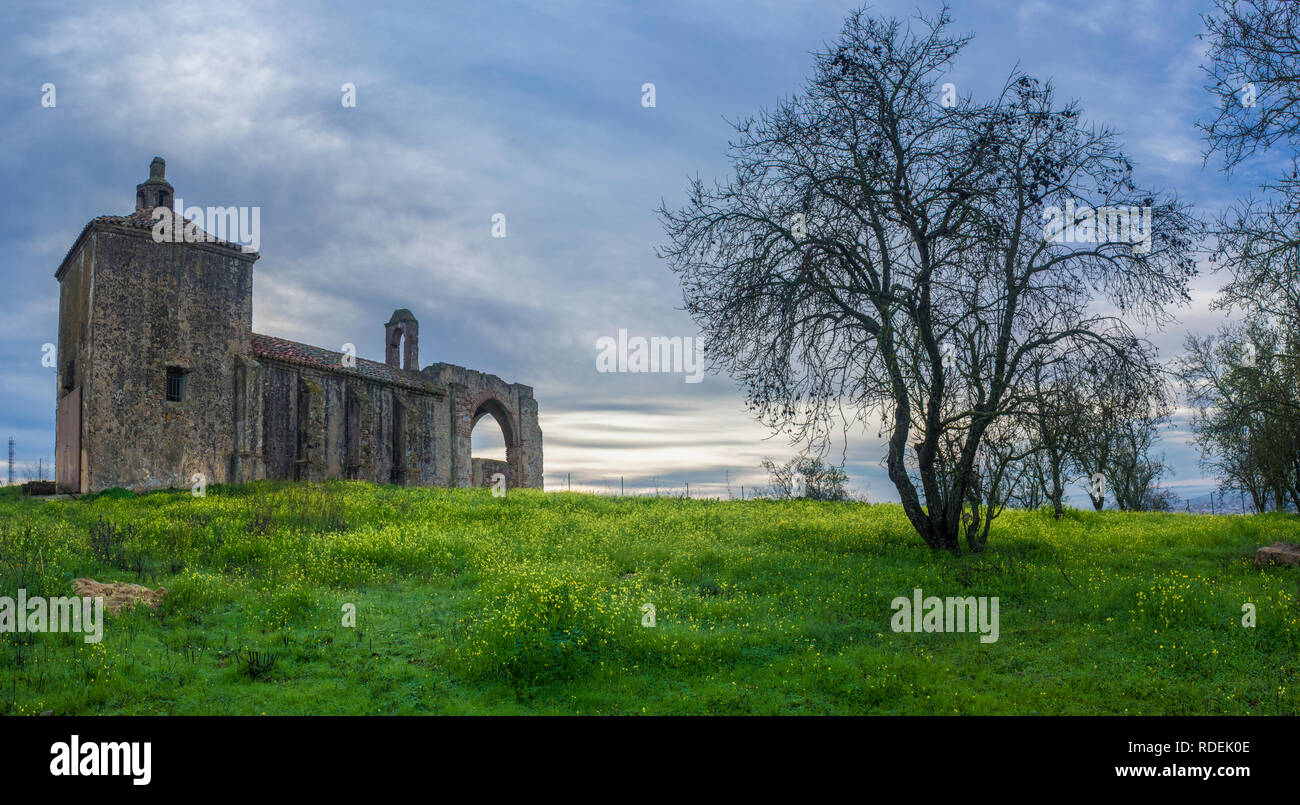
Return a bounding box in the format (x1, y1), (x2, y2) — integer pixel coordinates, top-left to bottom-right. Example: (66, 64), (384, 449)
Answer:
(53, 158), (542, 494)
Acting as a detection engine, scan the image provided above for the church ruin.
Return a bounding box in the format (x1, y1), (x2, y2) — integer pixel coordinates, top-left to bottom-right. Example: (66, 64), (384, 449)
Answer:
(53, 157), (543, 494)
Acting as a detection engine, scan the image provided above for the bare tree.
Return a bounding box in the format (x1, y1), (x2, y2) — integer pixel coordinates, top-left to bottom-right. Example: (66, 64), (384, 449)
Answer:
(1199, 0), (1300, 347)
(1178, 325), (1300, 512)
(1070, 347), (1172, 511)
(1201, 0), (1300, 177)
(962, 415), (1038, 549)
(1195, 0), (1300, 512)
(1023, 351), (1092, 518)
(1109, 422), (1177, 512)
(1196, 0), (1300, 345)
(658, 7), (1198, 552)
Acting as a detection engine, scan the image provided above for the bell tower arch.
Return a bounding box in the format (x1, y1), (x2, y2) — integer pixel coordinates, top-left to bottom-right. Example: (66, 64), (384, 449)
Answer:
(384, 309), (419, 371)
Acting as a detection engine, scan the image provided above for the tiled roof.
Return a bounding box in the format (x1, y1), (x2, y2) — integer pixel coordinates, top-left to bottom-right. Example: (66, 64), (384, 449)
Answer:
(56, 207), (254, 279)
(91, 207), (251, 253)
(250, 333), (445, 395)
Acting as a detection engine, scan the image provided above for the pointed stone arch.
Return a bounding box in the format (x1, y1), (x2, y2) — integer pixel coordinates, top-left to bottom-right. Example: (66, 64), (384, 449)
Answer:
(471, 395), (517, 449)
(425, 362), (543, 489)
(471, 393), (519, 486)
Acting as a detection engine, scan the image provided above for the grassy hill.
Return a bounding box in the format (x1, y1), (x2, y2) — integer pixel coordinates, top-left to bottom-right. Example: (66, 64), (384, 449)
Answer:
(0, 481), (1297, 715)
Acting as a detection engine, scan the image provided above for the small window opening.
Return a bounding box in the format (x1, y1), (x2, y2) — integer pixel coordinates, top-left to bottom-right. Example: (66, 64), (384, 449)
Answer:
(166, 367), (187, 402)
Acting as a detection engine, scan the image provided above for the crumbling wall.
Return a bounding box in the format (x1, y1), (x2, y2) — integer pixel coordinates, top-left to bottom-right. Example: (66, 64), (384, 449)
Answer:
(423, 362), (543, 489)
(258, 360), (447, 486)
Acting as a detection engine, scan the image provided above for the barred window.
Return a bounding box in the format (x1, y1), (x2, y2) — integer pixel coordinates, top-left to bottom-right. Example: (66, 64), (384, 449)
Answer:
(165, 367), (186, 402)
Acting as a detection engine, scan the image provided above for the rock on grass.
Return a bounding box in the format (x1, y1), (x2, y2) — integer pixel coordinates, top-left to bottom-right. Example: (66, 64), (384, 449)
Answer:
(72, 578), (168, 614)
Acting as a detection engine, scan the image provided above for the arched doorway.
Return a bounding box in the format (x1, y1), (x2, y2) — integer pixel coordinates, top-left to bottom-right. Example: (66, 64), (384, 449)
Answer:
(470, 397), (517, 488)
(471, 412), (507, 459)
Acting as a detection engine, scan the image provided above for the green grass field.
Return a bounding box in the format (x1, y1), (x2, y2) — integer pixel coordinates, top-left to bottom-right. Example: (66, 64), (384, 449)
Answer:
(0, 481), (1297, 715)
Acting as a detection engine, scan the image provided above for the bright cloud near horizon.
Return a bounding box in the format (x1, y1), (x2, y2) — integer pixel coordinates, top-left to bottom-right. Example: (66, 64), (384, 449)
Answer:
(0, 0), (1261, 503)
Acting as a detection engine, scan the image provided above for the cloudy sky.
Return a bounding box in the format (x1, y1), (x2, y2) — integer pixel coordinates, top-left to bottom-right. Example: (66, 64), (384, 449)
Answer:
(0, 0), (1267, 503)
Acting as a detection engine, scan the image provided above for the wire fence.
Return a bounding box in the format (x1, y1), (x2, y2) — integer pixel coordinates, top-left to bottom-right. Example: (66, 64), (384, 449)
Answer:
(1178, 489), (1298, 515)
(545, 475), (758, 499)
(544, 472), (874, 501)
(2, 455), (54, 487)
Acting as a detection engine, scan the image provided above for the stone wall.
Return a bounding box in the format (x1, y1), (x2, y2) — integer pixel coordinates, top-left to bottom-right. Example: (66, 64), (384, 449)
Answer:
(471, 457), (510, 488)
(54, 236), (96, 493)
(259, 360), (448, 486)
(57, 221), (256, 493)
(231, 355), (264, 483)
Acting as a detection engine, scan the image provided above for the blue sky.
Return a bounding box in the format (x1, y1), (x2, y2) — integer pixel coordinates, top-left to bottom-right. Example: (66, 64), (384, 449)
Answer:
(0, 0), (1263, 503)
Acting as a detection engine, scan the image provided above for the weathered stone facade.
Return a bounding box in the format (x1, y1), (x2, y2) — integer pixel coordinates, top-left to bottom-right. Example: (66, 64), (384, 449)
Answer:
(54, 158), (542, 494)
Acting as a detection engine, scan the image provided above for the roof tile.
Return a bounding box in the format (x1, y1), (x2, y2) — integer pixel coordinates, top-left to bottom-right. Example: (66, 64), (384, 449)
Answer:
(251, 333), (444, 395)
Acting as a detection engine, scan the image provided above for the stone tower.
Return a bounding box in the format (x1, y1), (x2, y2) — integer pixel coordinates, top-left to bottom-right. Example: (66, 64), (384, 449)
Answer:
(53, 158), (259, 493)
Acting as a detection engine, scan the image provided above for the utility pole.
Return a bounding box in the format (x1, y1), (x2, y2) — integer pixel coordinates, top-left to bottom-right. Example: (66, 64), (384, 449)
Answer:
(6, 437), (12, 486)
(567, 472), (571, 491)
(620, 476), (624, 496)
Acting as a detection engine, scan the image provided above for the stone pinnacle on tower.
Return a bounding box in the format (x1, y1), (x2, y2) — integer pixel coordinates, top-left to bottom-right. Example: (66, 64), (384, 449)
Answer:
(135, 156), (174, 212)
